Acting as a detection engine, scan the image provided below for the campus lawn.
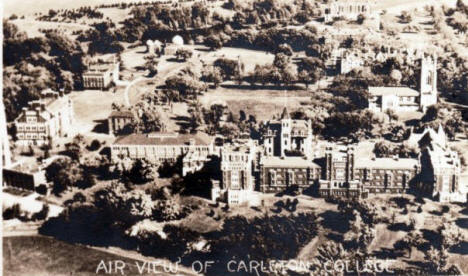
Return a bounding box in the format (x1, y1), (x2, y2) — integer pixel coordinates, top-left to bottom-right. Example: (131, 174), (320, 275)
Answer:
(200, 87), (312, 121)
(3, 235), (158, 276)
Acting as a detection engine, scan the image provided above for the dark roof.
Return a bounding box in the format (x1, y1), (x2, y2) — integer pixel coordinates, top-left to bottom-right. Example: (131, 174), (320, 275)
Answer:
(109, 110), (134, 118)
(113, 132), (214, 146)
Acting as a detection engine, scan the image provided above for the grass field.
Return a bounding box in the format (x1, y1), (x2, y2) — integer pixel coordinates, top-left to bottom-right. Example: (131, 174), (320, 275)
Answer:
(200, 87), (312, 121)
(2, 235), (163, 276)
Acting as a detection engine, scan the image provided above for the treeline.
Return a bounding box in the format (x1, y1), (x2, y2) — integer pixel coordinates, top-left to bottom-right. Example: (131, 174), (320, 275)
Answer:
(37, 7), (104, 22)
(3, 21), (85, 121)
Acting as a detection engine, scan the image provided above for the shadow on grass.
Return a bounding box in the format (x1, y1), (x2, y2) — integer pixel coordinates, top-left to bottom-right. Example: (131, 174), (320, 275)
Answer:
(449, 241), (468, 254)
(319, 210), (349, 233)
(455, 218), (468, 229)
(387, 222), (412, 232)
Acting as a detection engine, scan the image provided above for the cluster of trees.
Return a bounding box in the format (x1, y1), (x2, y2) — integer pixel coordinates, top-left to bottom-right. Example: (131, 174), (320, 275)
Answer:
(226, 0), (319, 27)
(420, 105), (464, 140)
(203, 212), (318, 274)
(165, 67), (207, 100)
(3, 21), (85, 121)
(79, 22), (124, 55)
(373, 140), (418, 158)
(3, 203), (50, 221)
(45, 157), (95, 195)
(37, 7), (104, 22)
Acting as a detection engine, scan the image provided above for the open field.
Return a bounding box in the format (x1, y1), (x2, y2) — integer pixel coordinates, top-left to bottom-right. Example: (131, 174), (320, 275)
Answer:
(9, 18), (91, 38)
(200, 87), (312, 121)
(2, 235), (174, 276)
(3, 0), (173, 16)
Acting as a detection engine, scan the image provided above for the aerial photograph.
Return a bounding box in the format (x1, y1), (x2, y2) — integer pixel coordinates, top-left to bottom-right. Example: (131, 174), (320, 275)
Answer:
(1, 0), (468, 275)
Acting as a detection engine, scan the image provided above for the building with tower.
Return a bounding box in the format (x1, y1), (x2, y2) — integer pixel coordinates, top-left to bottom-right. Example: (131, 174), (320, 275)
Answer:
(318, 144), (420, 198)
(212, 140), (258, 205)
(262, 108), (315, 159)
(368, 55), (438, 113)
(417, 126), (465, 202)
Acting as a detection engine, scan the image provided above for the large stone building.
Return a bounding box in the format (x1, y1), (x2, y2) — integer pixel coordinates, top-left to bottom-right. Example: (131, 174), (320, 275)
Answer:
(368, 55), (438, 112)
(418, 126), (465, 202)
(212, 140), (258, 205)
(259, 156), (321, 193)
(14, 91), (74, 146)
(319, 145), (362, 197)
(355, 157), (419, 194)
(83, 56), (120, 90)
(110, 132), (214, 164)
(318, 145), (420, 197)
(263, 108), (315, 159)
(323, 0), (379, 28)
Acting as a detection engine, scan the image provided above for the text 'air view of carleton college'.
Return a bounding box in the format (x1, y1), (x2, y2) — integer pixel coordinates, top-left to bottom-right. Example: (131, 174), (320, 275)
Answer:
(2, 0), (468, 275)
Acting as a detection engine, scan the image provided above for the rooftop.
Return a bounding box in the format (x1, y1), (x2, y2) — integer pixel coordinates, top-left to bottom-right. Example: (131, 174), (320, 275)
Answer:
(109, 110), (134, 118)
(355, 157), (419, 170)
(261, 156), (320, 168)
(368, 86), (420, 97)
(113, 132), (213, 146)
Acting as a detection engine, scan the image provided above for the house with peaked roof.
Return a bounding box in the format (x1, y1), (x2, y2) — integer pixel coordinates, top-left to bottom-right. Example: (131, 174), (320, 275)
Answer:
(14, 91), (74, 146)
(368, 55), (438, 113)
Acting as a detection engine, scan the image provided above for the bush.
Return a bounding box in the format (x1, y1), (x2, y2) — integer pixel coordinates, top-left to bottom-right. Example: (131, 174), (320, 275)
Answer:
(88, 139), (101, 151)
(32, 204), (50, 221)
(3, 204), (21, 220)
(36, 184), (48, 195)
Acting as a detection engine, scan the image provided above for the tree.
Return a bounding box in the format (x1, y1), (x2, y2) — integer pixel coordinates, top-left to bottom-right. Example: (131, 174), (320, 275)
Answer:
(273, 53), (289, 70)
(143, 55), (159, 76)
(204, 34), (222, 50)
(32, 204), (50, 221)
(45, 158), (83, 196)
(128, 159), (158, 184)
(175, 48), (193, 61)
(153, 195), (183, 221)
(201, 66), (222, 87)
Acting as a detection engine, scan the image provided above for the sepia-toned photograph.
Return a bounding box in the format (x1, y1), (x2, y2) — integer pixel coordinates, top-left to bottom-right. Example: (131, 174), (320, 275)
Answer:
(1, 0), (468, 275)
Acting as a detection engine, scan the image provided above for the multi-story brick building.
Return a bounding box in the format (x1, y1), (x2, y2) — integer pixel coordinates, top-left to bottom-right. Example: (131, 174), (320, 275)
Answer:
(263, 108), (314, 159)
(319, 145), (362, 197)
(318, 144), (420, 197)
(111, 132), (214, 164)
(83, 56), (120, 90)
(14, 91), (74, 146)
(212, 140), (257, 205)
(368, 55), (438, 113)
(355, 157), (419, 194)
(259, 156), (321, 193)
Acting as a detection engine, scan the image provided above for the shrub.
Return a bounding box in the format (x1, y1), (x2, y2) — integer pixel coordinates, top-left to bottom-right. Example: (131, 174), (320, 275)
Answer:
(32, 204), (50, 221)
(3, 204), (21, 220)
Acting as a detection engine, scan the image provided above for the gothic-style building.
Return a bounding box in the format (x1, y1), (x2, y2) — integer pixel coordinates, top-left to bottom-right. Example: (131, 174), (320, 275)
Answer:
(262, 108), (314, 159)
(368, 55), (438, 112)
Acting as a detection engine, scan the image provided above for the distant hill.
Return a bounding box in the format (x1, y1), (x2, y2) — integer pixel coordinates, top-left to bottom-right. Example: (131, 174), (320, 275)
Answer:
(2, 0), (165, 17)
